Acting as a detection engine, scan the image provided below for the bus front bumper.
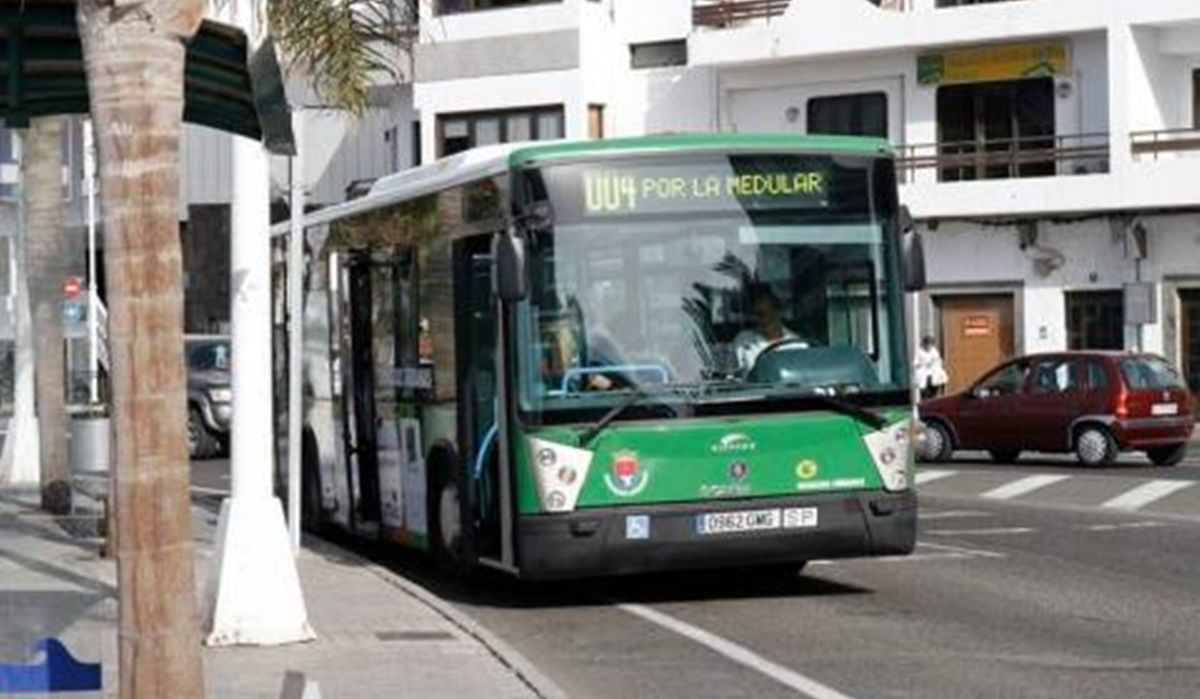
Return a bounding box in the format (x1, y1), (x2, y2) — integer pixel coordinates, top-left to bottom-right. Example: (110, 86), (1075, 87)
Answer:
(515, 490), (916, 580)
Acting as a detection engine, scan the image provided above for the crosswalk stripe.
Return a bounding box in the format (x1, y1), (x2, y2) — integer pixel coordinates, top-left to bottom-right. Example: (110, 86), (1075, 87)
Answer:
(980, 474), (1070, 501)
(916, 469), (958, 486)
(1101, 480), (1194, 511)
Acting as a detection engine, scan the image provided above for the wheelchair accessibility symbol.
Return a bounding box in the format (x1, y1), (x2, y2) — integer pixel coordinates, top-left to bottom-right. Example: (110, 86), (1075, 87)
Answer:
(0, 638), (101, 694)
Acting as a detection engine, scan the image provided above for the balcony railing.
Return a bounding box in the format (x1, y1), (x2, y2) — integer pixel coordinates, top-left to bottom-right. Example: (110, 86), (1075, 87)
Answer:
(693, 0), (790, 28)
(896, 133), (1110, 183)
(1131, 128), (1200, 160)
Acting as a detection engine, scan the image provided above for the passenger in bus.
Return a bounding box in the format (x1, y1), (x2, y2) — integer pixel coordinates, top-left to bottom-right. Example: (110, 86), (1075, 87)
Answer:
(733, 285), (804, 372)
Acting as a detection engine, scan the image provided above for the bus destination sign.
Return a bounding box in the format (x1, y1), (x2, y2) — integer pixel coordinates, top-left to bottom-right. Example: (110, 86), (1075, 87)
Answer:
(578, 163), (831, 216)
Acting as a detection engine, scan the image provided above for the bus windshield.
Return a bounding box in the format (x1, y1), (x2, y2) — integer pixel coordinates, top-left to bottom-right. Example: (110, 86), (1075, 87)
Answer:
(515, 152), (908, 425)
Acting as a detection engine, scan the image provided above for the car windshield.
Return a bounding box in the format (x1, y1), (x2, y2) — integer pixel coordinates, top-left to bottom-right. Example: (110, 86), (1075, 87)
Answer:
(514, 153), (908, 424)
(1119, 357), (1183, 390)
(188, 340), (231, 371)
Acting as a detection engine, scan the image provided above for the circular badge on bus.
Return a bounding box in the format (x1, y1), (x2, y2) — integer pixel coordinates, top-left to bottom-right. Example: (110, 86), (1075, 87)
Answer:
(605, 452), (647, 497)
(795, 459), (819, 481)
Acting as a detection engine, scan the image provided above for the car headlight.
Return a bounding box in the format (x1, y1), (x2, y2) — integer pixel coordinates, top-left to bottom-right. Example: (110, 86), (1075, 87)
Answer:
(207, 387), (233, 403)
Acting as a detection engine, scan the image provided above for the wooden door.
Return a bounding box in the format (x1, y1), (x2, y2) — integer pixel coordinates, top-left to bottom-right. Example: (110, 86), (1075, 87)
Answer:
(1181, 289), (1200, 411)
(938, 294), (1016, 394)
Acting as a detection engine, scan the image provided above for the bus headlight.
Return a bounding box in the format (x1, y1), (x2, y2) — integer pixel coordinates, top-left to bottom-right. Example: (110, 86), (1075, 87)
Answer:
(862, 419), (914, 492)
(528, 437), (593, 513)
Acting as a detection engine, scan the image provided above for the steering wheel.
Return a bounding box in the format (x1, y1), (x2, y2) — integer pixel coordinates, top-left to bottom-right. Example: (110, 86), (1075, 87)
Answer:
(748, 337), (809, 378)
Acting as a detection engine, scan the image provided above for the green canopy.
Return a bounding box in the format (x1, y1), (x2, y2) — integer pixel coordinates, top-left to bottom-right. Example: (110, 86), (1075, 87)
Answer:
(0, 0), (293, 154)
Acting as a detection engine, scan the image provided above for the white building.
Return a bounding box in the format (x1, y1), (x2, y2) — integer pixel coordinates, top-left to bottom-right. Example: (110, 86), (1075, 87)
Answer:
(401, 0), (1200, 395)
(5, 0), (1198, 406)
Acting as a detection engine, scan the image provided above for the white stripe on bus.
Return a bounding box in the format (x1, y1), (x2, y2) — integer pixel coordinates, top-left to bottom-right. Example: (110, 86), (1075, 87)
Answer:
(618, 603), (858, 699)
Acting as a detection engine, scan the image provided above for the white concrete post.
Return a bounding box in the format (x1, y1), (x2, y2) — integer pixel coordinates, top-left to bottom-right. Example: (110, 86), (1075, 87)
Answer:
(205, 0), (314, 646)
(0, 131), (40, 485)
(83, 120), (99, 405)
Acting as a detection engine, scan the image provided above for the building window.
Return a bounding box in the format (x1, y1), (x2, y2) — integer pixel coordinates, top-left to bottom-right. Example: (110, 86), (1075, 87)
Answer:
(588, 104), (605, 140)
(936, 77), (1055, 181)
(437, 106), (563, 157)
(630, 40), (687, 69)
(807, 93), (888, 139)
(436, 0), (559, 15)
(1066, 290), (1124, 351)
(411, 121), (423, 167)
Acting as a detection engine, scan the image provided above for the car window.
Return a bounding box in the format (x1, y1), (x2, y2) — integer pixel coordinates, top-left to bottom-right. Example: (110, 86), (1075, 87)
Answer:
(977, 362), (1029, 397)
(188, 342), (231, 371)
(1030, 358), (1080, 394)
(1119, 357), (1183, 390)
(1086, 360), (1109, 391)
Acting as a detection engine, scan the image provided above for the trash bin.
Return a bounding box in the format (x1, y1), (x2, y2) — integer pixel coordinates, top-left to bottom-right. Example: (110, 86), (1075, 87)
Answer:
(70, 414), (110, 475)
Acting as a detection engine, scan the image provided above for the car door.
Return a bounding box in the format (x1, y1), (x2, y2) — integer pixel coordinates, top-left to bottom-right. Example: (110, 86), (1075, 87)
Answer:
(955, 359), (1030, 450)
(1022, 356), (1083, 452)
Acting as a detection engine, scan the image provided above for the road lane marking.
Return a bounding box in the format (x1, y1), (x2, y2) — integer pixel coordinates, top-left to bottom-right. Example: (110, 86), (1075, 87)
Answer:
(925, 527), (1036, 536)
(915, 469), (958, 486)
(617, 603), (857, 699)
(916, 541), (1006, 558)
(919, 509), (993, 520)
(1100, 480), (1194, 511)
(980, 474), (1070, 501)
(1078, 521), (1169, 532)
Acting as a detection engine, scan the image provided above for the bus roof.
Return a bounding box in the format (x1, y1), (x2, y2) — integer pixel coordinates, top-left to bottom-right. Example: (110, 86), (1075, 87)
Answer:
(270, 133), (891, 237)
(506, 133), (891, 168)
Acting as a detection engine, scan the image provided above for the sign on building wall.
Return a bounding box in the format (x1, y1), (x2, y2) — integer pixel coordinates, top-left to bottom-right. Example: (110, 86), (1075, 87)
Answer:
(918, 41), (1070, 86)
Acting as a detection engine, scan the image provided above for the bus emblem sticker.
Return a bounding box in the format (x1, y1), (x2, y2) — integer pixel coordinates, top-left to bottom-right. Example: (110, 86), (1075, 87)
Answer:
(605, 452), (647, 496)
(729, 461), (749, 481)
(712, 433), (756, 454)
(796, 460), (819, 481)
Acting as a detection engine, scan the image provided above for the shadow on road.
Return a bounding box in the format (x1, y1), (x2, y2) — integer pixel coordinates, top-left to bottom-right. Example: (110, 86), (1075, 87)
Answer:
(316, 527), (870, 612)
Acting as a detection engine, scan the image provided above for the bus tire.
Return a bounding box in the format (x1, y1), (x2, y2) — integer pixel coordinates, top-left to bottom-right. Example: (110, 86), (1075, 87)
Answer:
(428, 457), (472, 578)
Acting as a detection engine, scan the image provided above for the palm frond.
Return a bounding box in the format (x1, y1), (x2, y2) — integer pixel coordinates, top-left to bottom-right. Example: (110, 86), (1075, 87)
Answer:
(270, 0), (415, 115)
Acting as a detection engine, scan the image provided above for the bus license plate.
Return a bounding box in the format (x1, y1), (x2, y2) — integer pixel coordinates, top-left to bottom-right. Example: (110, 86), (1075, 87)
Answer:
(1152, 403), (1178, 416)
(695, 508), (781, 535)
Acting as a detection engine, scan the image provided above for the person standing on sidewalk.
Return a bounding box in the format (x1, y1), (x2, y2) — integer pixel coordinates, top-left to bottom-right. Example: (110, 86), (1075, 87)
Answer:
(914, 335), (948, 400)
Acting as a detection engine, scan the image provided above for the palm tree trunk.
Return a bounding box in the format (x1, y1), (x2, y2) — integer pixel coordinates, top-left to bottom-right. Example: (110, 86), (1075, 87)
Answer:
(77, 1), (207, 697)
(24, 117), (72, 514)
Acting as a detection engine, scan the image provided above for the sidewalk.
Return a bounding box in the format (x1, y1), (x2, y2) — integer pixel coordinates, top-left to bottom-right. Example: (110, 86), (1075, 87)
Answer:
(0, 487), (555, 698)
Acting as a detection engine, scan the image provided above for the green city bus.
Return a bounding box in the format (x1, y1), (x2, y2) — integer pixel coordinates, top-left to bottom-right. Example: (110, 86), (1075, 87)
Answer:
(275, 133), (925, 579)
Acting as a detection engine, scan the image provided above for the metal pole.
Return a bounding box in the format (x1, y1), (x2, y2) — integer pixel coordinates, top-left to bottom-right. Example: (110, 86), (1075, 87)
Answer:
(84, 119), (99, 404)
(286, 111), (305, 553)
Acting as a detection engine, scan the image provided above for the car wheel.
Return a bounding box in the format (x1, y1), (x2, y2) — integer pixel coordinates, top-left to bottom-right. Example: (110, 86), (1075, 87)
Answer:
(1147, 443), (1187, 467)
(1075, 425), (1117, 467)
(188, 407), (217, 460)
(918, 421), (954, 463)
(989, 449), (1021, 464)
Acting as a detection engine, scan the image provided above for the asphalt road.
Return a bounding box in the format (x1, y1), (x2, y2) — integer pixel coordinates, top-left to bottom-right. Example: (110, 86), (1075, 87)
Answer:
(189, 456), (1200, 699)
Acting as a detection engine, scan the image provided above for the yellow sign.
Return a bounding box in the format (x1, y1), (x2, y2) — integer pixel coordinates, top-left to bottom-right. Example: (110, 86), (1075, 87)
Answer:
(918, 41), (1070, 86)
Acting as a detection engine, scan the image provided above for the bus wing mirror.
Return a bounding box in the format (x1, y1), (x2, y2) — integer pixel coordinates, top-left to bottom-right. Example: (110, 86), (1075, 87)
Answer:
(493, 230), (528, 302)
(901, 210), (926, 292)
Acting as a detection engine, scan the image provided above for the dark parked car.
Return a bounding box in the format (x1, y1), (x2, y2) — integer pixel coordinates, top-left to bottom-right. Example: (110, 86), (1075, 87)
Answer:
(186, 335), (231, 459)
(919, 351), (1194, 467)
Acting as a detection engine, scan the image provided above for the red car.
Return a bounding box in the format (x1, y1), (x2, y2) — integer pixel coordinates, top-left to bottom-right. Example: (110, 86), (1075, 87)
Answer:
(919, 352), (1195, 467)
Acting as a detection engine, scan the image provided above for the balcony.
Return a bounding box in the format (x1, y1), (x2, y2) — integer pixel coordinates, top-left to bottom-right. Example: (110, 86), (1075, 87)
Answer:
(692, 0), (789, 28)
(1131, 128), (1200, 161)
(896, 133), (1110, 183)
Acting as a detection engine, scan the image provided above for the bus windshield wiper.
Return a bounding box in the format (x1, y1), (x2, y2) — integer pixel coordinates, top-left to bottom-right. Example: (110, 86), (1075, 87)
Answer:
(577, 387), (675, 448)
(803, 393), (888, 430)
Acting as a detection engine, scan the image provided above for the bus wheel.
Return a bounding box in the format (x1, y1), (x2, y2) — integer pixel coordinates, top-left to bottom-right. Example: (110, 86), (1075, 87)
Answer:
(429, 465), (470, 576)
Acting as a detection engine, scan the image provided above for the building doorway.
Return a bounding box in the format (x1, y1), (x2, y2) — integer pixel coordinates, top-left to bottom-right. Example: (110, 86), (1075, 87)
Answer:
(1066, 290), (1124, 350)
(937, 294), (1016, 394)
(1179, 289), (1200, 409)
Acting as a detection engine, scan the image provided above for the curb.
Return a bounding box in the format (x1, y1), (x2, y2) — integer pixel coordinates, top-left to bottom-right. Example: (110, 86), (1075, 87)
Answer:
(302, 536), (569, 699)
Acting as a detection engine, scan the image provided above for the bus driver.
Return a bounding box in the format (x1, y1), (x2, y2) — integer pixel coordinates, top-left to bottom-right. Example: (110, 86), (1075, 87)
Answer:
(733, 286), (804, 372)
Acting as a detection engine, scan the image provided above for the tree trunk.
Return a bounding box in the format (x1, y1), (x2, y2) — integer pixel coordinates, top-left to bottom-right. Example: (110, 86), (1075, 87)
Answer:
(24, 117), (72, 514)
(76, 1), (207, 697)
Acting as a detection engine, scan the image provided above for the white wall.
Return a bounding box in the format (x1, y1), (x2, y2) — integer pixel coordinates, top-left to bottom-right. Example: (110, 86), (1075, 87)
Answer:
(419, 0), (584, 43)
(182, 125), (233, 206)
